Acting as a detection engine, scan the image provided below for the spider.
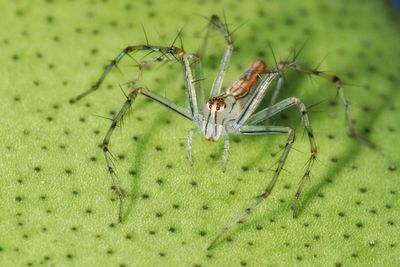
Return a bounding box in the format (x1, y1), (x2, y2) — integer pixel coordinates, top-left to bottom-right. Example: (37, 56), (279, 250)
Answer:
(71, 15), (364, 249)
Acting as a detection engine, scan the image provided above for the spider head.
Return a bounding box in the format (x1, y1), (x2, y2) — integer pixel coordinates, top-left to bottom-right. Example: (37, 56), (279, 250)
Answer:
(201, 96), (228, 141)
(206, 96), (226, 113)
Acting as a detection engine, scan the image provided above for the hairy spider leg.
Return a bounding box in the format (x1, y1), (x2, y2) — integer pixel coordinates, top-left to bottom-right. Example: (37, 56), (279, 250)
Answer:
(71, 45), (200, 117)
(278, 61), (374, 148)
(197, 15), (234, 97)
(209, 96), (317, 249)
(72, 44), (204, 222)
(102, 86), (193, 221)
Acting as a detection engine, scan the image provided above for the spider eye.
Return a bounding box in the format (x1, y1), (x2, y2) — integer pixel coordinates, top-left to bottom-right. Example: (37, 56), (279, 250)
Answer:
(208, 104), (212, 109)
(216, 106), (220, 111)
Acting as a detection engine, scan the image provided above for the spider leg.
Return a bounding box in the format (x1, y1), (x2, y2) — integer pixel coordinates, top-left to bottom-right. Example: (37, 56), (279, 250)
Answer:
(190, 58), (206, 109)
(209, 96), (318, 249)
(230, 72), (278, 130)
(248, 96), (308, 125)
(221, 130), (230, 172)
(264, 76), (284, 127)
(246, 96), (318, 216)
(186, 128), (200, 166)
(279, 61), (374, 148)
(102, 86), (192, 222)
(71, 45), (200, 118)
(208, 125), (295, 250)
(198, 15), (234, 97)
(244, 96), (319, 217)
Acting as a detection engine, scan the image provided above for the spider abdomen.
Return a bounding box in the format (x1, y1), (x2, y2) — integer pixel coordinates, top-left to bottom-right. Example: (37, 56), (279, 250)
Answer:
(225, 60), (265, 99)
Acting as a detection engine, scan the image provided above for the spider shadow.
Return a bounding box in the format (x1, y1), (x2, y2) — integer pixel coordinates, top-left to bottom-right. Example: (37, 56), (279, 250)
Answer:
(299, 87), (397, 212)
(122, 103), (170, 221)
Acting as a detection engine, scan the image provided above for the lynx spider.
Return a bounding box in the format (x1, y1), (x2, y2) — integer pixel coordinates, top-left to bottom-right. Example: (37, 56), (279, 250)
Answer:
(72, 15), (364, 249)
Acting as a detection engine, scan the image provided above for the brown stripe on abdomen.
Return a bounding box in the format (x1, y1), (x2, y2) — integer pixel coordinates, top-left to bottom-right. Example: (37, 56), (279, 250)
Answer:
(225, 60), (266, 99)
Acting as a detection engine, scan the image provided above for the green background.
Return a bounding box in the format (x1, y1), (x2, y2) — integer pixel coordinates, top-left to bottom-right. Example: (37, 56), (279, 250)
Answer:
(1, 0), (399, 266)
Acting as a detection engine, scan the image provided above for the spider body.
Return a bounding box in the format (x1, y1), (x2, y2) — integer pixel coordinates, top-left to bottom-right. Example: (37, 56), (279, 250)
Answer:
(72, 15), (363, 249)
(202, 60), (265, 141)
